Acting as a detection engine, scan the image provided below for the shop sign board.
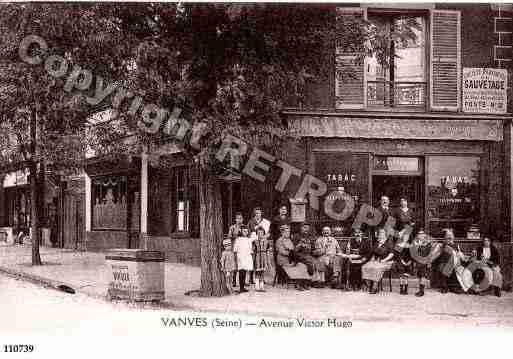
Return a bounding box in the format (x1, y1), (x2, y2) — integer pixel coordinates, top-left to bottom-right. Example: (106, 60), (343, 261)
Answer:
(374, 156), (420, 172)
(463, 68), (507, 114)
(291, 117), (503, 142)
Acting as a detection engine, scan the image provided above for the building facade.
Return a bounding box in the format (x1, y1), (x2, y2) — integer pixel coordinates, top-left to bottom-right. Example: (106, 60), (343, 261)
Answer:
(277, 4), (512, 242)
(78, 3), (513, 270)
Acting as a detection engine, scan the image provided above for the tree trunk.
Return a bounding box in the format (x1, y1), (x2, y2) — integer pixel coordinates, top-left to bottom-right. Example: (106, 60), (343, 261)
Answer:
(30, 110), (42, 266)
(199, 168), (227, 296)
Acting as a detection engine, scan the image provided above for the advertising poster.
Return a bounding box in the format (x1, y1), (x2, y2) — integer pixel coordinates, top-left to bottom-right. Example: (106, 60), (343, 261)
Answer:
(463, 68), (507, 114)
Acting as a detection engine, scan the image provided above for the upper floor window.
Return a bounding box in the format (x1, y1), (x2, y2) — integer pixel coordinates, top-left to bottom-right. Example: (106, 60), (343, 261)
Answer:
(367, 15), (426, 109)
(336, 8), (461, 112)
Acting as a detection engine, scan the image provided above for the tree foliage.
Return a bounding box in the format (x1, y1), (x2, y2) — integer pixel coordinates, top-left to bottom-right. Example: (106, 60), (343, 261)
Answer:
(0, 3), (416, 289)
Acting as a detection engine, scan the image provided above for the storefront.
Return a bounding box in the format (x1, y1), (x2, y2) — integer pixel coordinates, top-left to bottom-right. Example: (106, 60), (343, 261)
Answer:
(0, 169), (31, 241)
(84, 155), (141, 251)
(0, 167), (60, 246)
(285, 113), (506, 241)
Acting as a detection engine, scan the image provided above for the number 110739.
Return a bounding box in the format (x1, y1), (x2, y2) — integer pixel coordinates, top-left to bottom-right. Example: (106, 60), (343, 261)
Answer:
(3, 345), (34, 353)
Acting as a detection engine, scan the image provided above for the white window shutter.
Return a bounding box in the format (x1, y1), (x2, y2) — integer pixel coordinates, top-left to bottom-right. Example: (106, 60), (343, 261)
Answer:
(335, 7), (367, 110)
(430, 9), (461, 111)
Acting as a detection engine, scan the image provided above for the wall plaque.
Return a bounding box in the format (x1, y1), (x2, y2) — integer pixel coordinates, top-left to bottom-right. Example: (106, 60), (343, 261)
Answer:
(289, 198), (307, 222)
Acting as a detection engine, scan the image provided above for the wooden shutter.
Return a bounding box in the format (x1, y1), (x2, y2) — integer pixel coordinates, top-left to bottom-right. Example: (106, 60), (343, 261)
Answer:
(430, 10), (461, 111)
(335, 7), (366, 110)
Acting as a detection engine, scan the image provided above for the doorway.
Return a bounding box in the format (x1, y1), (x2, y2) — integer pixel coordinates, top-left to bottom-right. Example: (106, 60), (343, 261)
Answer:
(62, 189), (85, 250)
(372, 175), (424, 228)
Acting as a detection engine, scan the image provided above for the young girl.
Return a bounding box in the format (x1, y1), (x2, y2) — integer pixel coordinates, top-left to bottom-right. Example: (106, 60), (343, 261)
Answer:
(227, 212), (244, 287)
(252, 226), (270, 292)
(233, 226), (253, 293)
(221, 239), (236, 294)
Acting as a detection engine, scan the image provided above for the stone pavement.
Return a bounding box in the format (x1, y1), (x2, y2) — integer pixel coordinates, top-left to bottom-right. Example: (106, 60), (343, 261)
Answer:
(2, 244), (513, 329)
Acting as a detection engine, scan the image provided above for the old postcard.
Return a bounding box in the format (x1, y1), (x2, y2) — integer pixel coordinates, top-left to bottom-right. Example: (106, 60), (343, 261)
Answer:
(1, 1), (512, 357)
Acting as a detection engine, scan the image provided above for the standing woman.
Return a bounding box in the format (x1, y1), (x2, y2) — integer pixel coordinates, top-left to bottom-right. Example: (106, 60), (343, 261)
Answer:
(247, 207), (271, 284)
(362, 228), (395, 294)
(393, 198), (416, 295)
(395, 198), (415, 235)
(248, 207), (271, 236)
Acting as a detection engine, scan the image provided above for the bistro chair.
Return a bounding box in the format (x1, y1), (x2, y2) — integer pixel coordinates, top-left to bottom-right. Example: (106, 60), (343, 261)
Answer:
(272, 265), (299, 289)
(361, 268), (393, 292)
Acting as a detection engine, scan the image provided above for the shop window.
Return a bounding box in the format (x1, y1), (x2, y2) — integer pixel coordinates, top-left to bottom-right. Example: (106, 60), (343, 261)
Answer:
(92, 175), (140, 231)
(366, 15), (427, 109)
(92, 176), (127, 230)
(2, 187), (30, 230)
(314, 152), (370, 235)
(427, 156), (480, 237)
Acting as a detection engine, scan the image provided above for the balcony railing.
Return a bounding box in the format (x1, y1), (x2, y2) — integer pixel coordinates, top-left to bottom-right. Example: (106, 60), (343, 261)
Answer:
(367, 81), (427, 110)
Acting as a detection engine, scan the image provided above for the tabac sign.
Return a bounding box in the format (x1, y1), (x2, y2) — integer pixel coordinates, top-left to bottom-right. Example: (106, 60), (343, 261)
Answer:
(463, 68), (507, 114)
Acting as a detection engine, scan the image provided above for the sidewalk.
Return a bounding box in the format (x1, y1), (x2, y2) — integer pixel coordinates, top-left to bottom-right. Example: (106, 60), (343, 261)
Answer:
(2, 244), (513, 328)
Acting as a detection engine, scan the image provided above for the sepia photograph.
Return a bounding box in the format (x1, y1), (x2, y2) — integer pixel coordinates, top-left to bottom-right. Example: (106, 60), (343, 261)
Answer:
(1, 1), (513, 356)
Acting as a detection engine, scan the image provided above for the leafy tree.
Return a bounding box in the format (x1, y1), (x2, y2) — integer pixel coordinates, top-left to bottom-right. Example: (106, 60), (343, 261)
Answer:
(1, 3), (415, 294)
(105, 3), (415, 296)
(0, 2), (134, 264)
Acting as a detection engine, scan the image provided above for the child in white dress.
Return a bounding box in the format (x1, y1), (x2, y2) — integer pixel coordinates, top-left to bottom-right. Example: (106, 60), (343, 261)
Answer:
(233, 226), (253, 293)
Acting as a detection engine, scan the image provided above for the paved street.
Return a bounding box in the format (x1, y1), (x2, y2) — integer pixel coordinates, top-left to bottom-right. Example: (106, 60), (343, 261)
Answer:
(0, 275), (145, 336)
(2, 271), (513, 335)
(1, 245), (513, 331)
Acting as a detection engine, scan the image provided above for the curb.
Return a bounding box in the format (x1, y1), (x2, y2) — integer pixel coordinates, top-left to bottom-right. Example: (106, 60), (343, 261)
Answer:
(0, 264), (179, 309)
(0, 264), (76, 294)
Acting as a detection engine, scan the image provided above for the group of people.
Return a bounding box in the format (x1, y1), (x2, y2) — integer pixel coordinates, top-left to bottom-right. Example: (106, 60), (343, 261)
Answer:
(220, 207), (273, 293)
(220, 196), (503, 297)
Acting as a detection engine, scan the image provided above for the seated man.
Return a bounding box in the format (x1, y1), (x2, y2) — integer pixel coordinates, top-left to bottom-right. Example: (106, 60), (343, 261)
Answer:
(292, 222), (319, 279)
(275, 224), (312, 291)
(435, 229), (471, 294)
(312, 226), (346, 289)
